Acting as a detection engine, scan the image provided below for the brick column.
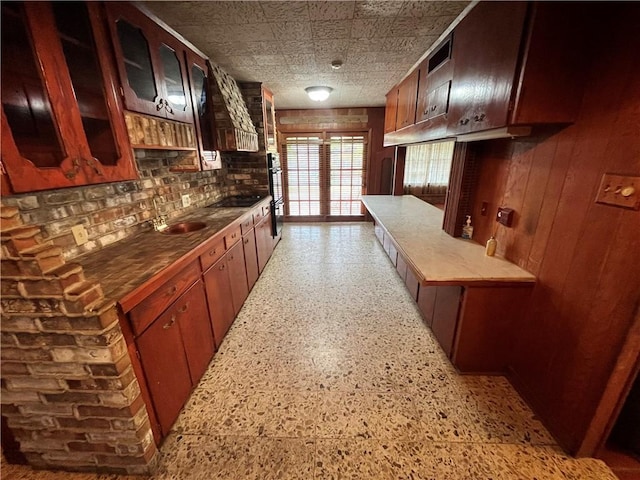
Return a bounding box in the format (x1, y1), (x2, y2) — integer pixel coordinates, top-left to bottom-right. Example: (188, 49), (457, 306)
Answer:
(1, 205), (158, 475)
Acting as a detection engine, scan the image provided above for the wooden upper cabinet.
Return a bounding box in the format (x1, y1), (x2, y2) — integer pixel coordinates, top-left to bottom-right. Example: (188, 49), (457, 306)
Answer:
(263, 87), (277, 153)
(0, 1), (137, 194)
(447, 1), (528, 135)
(185, 52), (221, 170)
(384, 88), (399, 133)
(106, 2), (192, 123)
(395, 70), (420, 130)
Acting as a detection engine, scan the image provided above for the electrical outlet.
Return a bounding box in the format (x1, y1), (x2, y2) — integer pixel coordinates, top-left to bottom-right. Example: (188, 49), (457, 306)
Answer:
(71, 225), (88, 246)
(181, 194), (191, 208)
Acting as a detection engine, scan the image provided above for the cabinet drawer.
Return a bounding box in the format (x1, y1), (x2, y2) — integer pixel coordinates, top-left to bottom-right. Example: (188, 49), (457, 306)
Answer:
(240, 216), (253, 235)
(200, 236), (225, 272)
(225, 226), (242, 248)
(253, 208), (264, 224)
(129, 260), (200, 336)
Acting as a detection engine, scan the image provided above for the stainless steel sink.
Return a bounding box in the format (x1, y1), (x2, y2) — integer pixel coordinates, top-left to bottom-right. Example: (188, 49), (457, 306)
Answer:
(161, 221), (206, 234)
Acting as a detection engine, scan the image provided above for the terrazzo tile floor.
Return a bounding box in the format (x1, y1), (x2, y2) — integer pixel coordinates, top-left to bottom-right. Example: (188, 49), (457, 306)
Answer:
(1, 223), (618, 479)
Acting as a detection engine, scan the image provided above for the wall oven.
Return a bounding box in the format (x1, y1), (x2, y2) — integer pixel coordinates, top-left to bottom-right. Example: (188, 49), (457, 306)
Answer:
(267, 153), (283, 238)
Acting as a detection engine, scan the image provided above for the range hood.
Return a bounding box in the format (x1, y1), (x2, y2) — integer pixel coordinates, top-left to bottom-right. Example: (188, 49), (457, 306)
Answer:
(209, 63), (259, 152)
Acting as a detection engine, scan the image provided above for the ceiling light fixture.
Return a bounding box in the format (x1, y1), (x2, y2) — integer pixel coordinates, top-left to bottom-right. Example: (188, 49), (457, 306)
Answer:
(305, 86), (333, 102)
(331, 60), (343, 70)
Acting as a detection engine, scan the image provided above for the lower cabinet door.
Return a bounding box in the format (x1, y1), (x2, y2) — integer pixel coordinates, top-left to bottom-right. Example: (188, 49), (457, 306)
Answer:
(203, 254), (235, 348)
(136, 304), (192, 436)
(255, 215), (272, 273)
(431, 286), (462, 357)
(243, 230), (259, 290)
(176, 280), (215, 386)
(227, 241), (249, 315)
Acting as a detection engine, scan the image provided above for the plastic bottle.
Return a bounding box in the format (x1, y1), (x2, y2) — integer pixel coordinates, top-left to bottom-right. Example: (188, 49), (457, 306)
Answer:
(461, 215), (474, 239)
(485, 236), (497, 256)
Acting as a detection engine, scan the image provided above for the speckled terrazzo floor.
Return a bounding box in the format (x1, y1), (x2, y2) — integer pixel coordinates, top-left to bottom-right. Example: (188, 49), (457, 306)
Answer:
(1, 223), (618, 479)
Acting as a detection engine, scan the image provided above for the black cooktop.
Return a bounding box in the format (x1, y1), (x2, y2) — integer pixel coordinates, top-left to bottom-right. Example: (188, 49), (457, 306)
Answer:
(208, 195), (264, 208)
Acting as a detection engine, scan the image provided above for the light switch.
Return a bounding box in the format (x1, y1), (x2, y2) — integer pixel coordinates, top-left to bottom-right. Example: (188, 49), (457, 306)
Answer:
(596, 174), (640, 210)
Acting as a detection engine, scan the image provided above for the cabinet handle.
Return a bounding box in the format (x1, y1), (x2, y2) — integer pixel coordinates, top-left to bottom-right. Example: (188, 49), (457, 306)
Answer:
(64, 158), (82, 179)
(474, 113), (486, 122)
(244, 238), (249, 244)
(164, 99), (174, 115)
(219, 264), (225, 271)
(178, 302), (189, 313)
(156, 100), (164, 111)
(85, 157), (104, 176)
(459, 118), (470, 126)
(209, 248), (218, 256)
(163, 315), (176, 329)
(167, 285), (178, 297)
(431, 105), (437, 111)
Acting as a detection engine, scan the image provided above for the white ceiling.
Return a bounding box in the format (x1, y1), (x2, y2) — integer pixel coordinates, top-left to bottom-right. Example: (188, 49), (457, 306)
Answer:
(141, 1), (470, 109)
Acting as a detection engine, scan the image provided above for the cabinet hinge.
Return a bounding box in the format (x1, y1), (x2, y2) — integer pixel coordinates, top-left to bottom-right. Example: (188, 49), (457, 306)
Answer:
(135, 349), (141, 360)
(119, 86), (125, 98)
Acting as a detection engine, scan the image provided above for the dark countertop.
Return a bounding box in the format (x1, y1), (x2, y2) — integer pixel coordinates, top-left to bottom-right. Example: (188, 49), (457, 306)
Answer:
(79, 198), (270, 310)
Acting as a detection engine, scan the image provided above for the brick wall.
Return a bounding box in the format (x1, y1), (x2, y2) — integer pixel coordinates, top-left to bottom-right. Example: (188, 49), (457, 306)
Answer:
(1, 151), (228, 261)
(218, 82), (270, 199)
(0, 205), (157, 474)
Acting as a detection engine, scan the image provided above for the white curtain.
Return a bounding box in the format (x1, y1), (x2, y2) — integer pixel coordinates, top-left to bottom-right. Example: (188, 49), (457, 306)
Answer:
(403, 141), (454, 195)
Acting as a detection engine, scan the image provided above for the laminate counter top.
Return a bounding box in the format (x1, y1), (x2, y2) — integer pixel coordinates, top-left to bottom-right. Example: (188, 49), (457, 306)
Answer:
(361, 195), (535, 286)
(78, 197), (271, 311)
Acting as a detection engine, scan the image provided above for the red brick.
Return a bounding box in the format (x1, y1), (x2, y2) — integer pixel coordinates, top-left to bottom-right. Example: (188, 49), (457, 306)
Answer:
(7, 415), (57, 429)
(0, 332), (17, 345)
(16, 259), (45, 276)
(87, 356), (131, 377)
(67, 367), (135, 391)
(18, 279), (65, 298)
(5, 377), (66, 392)
(14, 332), (76, 347)
(0, 361), (29, 376)
(1, 259), (21, 277)
(1, 279), (20, 296)
(76, 395), (144, 419)
(1, 297), (61, 314)
(56, 417), (110, 430)
(75, 323), (123, 347)
(43, 391), (100, 405)
(28, 362), (88, 377)
(68, 442), (116, 454)
(1, 347), (52, 362)
(0, 315), (40, 332)
(1, 404), (22, 416)
(20, 403), (74, 417)
(33, 430), (86, 441)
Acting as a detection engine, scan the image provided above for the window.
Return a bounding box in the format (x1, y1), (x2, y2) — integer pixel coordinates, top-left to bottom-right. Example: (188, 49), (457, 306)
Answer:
(282, 132), (368, 219)
(403, 141), (454, 197)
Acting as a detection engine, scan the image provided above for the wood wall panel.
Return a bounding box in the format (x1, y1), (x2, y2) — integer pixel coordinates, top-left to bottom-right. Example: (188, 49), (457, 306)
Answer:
(468, 6), (640, 454)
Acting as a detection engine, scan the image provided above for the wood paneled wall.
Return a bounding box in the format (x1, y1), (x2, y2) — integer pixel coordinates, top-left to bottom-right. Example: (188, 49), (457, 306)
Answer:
(276, 108), (395, 195)
(467, 7), (640, 454)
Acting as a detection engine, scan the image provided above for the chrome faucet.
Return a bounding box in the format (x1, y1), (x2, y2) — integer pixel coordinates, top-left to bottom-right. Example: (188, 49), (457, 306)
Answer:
(150, 196), (168, 232)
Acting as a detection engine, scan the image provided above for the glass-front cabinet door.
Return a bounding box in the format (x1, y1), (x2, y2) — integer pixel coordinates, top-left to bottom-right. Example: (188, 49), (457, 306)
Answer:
(106, 2), (193, 123)
(1, 1), (136, 193)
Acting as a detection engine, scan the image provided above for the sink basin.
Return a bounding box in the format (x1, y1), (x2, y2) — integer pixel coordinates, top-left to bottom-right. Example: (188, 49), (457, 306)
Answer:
(161, 221), (206, 234)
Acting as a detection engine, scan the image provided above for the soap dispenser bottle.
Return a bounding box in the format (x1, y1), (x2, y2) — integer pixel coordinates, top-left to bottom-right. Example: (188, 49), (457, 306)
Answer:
(485, 236), (497, 256)
(461, 215), (474, 239)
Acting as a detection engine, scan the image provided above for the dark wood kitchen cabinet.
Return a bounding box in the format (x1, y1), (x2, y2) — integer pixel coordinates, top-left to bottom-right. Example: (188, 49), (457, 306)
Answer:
(186, 51), (221, 170)
(227, 241), (249, 316)
(447, 2), (527, 135)
(0, 1), (136, 194)
(106, 2), (193, 123)
(242, 229), (259, 291)
(395, 70), (420, 130)
(136, 280), (213, 436)
(255, 212), (274, 274)
(203, 255), (235, 348)
(384, 88), (399, 133)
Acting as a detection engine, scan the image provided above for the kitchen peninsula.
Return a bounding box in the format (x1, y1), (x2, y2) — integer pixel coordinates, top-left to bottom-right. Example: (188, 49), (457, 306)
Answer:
(362, 195), (535, 373)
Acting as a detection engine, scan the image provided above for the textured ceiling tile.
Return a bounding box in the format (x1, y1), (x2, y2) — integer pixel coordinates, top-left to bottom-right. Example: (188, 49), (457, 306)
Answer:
(354, 0), (404, 19)
(253, 54), (287, 66)
(308, 1), (356, 20)
(391, 15), (456, 37)
(313, 39), (350, 55)
(284, 53), (317, 66)
(350, 18), (395, 38)
(278, 40), (315, 54)
(223, 1), (269, 23)
(397, 1), (469, 18)
(311, 20), (352, 40)
(259, 1), (310, 21)
(382, 36), (429, 54)
(270, 21), (313, 41)
(347, 37), (388, 53)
